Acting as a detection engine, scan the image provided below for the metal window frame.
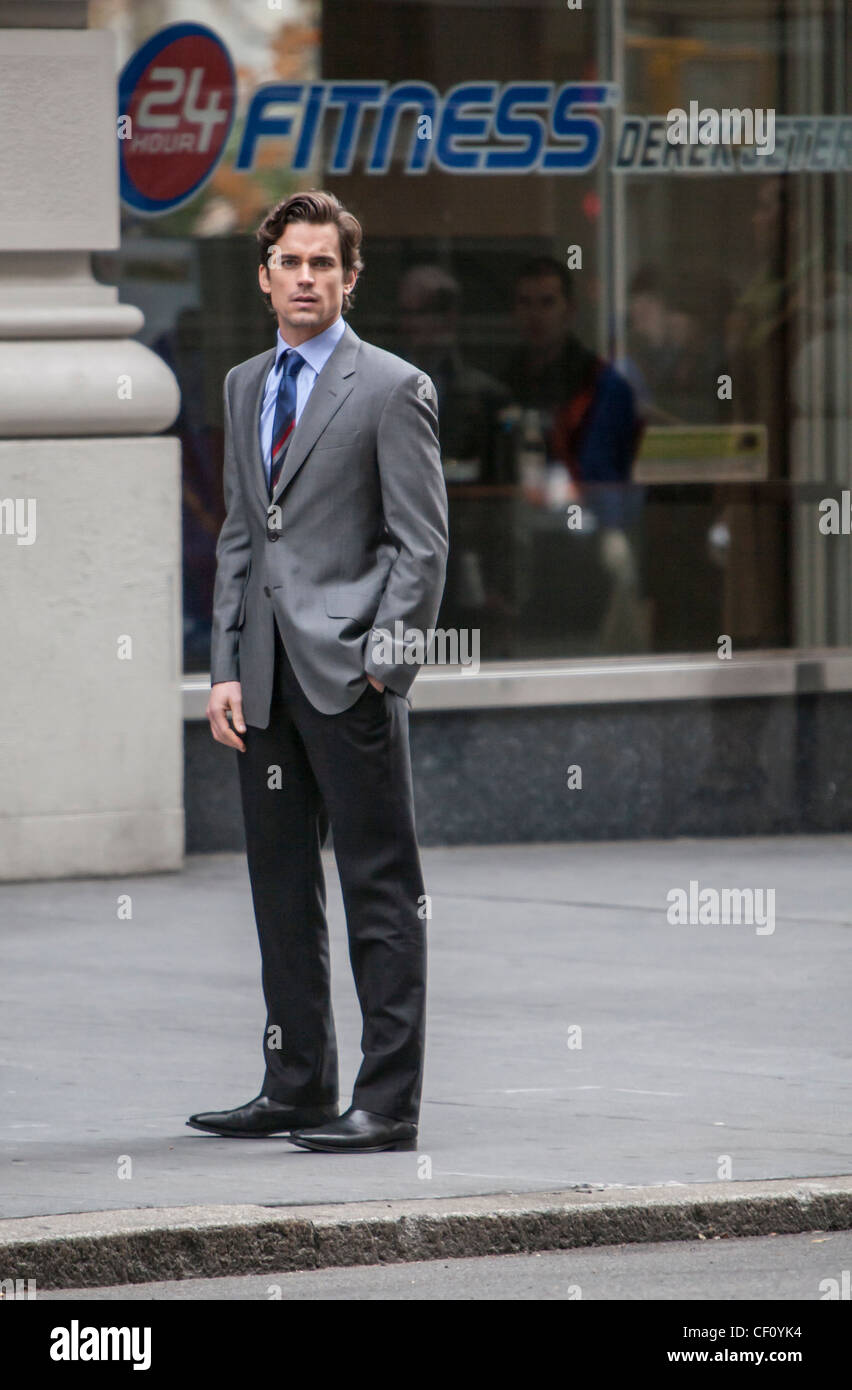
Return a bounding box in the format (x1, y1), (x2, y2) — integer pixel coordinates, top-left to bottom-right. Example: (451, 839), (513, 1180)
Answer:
(183, 647), (852, 717)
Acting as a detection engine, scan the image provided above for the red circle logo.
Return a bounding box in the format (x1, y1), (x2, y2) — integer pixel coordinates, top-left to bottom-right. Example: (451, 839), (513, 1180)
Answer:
(119, 24), (236, 215)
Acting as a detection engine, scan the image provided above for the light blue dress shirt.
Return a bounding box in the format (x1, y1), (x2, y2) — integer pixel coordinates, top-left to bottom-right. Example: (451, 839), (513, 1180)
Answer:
(259, 315), (347, 486)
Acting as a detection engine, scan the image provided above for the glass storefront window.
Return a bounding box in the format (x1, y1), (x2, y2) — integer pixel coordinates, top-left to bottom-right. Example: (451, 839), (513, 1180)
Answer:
(90, 0), (850, 675)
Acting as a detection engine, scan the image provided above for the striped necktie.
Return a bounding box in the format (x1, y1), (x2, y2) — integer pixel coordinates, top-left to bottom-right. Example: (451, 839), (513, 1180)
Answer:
(269, 349), (304, 497)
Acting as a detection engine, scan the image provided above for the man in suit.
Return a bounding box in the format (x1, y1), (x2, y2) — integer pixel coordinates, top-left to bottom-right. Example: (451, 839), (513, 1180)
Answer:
(188, 191), (448, 1153)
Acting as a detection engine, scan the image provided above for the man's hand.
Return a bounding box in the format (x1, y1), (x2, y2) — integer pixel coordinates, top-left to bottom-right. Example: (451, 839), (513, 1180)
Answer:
(207, 680), (247, 751)
(366, 674), (385, 693)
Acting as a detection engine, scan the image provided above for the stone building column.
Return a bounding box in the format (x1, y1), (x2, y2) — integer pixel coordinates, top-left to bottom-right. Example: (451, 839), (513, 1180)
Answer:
(0, 2), (183, 879)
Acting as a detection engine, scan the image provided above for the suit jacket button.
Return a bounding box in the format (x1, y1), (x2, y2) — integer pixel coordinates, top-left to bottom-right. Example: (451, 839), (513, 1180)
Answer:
(266, 528), (280, 542)
(263, 586), (271, 598)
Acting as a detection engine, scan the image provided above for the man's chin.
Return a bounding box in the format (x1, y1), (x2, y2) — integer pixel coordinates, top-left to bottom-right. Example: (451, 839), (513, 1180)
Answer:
(280, 310), (324, 335)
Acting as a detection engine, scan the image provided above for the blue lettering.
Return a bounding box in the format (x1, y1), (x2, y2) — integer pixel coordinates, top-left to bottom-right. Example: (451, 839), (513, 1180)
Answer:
(434, 82), (497, 172)
(235, 78), (614, 177)
(368, 82), (440, 173)
(544, 83), (608, 171)
(485, 82), (551, 171)
(236, 84), (303, 170)
(326, 83), (385, 174)
(292, 83), (326, 170)
(640, 117), (666, 168)
(613, 116), (644, 169)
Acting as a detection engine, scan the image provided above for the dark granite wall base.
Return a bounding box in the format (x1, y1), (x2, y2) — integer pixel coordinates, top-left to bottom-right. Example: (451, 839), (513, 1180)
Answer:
(184, 692), (852, 852)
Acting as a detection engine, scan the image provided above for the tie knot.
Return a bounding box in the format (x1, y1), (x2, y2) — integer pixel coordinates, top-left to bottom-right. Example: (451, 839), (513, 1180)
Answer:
(280, 349), (304, 378)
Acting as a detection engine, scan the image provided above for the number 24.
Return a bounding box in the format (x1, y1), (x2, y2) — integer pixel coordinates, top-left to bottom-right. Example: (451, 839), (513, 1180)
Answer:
(137, 67), (227, 152)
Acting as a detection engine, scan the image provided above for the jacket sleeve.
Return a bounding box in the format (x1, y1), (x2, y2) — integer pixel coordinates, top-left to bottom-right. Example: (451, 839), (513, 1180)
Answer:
(209, 370), (252, 685)
(576, 364), (645, 530)
(364, 370), (449, 698)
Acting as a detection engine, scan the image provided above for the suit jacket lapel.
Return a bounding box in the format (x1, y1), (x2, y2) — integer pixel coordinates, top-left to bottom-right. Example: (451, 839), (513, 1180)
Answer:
(270, 323), (360, 507)
(245, 347), (276, 514)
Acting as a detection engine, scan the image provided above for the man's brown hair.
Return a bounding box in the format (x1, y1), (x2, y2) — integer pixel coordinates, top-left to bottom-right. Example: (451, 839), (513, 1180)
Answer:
(256, 191), (364, 315)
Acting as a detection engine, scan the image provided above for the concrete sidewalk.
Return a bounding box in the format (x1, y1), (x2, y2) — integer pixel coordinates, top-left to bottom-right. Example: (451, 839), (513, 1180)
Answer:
(1, 837), (850, 1231)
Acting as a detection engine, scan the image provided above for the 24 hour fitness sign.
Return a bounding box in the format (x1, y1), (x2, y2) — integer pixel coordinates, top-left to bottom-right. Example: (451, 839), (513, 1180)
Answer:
(118, 23), (852, 214)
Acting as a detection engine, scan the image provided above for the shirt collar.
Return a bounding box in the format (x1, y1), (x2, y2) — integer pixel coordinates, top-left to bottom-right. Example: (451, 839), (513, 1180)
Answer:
(275, 316), (346, 374)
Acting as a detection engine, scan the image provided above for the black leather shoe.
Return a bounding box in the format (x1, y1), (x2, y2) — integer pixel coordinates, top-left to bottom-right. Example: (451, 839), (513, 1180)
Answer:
(186, 1095), (338, 1137)
(287, 1106), (417, 1153)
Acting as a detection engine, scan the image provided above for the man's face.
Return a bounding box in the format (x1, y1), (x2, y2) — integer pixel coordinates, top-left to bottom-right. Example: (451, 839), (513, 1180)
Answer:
(398, 290), (456, 352)
(629, 291), (667, 345)
(513, 274), (572, 348)
(258, 221), (357, 344)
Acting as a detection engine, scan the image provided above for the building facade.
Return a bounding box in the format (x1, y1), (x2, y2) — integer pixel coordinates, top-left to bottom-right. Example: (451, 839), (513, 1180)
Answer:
(96, 0), (852, 848)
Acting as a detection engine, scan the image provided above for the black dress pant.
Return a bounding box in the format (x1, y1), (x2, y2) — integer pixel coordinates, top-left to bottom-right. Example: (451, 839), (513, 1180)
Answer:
(236, 624), (427, 1125)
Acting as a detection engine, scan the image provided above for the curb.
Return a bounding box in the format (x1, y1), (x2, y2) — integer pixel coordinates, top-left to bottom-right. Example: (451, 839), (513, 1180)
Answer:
(3, 1176), (851, 1291)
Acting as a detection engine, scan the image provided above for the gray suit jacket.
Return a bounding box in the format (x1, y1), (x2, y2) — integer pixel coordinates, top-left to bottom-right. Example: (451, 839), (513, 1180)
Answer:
(210, 322), (449, 725)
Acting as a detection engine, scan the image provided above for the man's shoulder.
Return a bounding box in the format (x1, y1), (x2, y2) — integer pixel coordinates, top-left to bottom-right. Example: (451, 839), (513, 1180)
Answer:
(225, 347), (275, 390)
(355, 337), (424, 388)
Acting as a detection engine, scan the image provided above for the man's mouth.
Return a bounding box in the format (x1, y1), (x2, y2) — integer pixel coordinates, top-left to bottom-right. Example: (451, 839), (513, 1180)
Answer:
(292, 297), (318, 304)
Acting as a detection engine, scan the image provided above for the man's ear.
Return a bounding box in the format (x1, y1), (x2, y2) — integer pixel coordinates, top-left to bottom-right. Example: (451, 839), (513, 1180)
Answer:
(258, 262), (270, 294)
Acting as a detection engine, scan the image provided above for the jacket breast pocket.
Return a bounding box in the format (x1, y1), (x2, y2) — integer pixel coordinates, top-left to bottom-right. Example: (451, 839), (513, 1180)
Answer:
(325, 581), (382, 624)
(319, 426), (361, 451)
